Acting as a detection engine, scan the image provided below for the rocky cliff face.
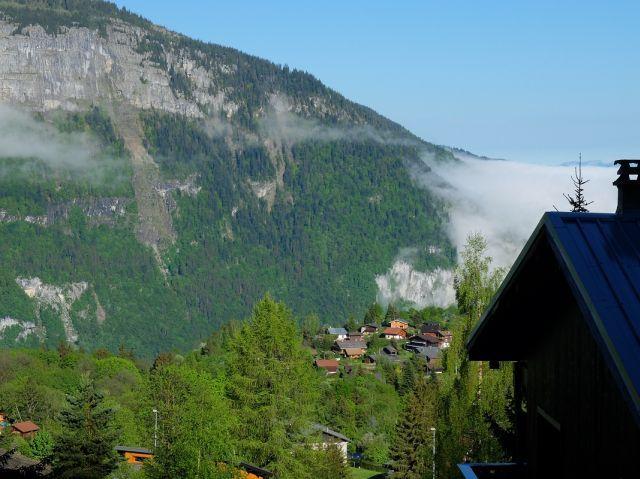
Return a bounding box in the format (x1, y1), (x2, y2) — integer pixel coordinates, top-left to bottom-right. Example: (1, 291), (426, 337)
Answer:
(0, 20), (214, 116)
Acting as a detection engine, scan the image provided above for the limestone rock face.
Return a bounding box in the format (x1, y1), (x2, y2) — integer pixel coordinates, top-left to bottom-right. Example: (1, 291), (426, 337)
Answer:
(0, 20), (228, 117)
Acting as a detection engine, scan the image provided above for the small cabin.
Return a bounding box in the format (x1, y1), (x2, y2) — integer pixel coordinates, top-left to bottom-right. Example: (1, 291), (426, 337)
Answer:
(315, 358), (339, 375)
(238, 462), (274, 479)
(11, 421), (39, 439)
(309, 423), (350, 460)
(327, 327), (348, 341)
(463, 161), (640, 478)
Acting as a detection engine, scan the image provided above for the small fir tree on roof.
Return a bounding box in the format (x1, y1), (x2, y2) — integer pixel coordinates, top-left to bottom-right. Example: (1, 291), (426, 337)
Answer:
(564, 154), (594, 212)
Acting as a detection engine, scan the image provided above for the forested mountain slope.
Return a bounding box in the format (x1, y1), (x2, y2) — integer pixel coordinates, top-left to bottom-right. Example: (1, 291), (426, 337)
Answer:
(0, 0), (456, 355)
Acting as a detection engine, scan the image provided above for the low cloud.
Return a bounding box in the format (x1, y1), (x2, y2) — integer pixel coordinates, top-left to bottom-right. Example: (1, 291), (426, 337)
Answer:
(421, 154), (617, 268)
(0, 104), (102, 168)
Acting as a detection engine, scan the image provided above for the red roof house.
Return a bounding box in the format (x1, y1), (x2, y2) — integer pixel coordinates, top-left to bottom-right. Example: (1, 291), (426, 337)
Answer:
(12, 421), (39, 439)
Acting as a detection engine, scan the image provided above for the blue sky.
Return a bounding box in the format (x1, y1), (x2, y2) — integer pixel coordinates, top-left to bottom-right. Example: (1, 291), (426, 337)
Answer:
(113, 0), (639, 165)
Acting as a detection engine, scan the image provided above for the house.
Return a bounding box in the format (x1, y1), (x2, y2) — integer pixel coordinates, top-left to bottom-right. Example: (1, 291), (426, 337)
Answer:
(326, 327), (348, 341)
(382, 345), (398, 356)
(363, 354), (376, 365)
(360, 324), (379, 335)
(420, 322), (441, 334)
(315, 358), (339, 375)
(461, 161), (640, 478)
(389, 319), (409, 330)
(412, 346), (442, 372)
(343, 348), (365, 359)
(335, 339), (367, 353)
(347, 331), (364, 341)
(238, 462), (274, 479)
(406, 333), (440, 350)
(382, 327), (407, 340)
(11, 421), (39, 439)
(115, 446), (154, 466)
(0, 448), (50, 478)
(309, 423), (350, 460)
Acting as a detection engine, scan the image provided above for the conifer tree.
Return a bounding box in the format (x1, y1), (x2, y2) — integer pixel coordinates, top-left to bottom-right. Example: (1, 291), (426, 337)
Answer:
(51, 378), (118, 479)
(390, 375), (438, 478)
(363, 302), (384, 325)
(563, 154), (593, 212)
(226, 295), (320, 478)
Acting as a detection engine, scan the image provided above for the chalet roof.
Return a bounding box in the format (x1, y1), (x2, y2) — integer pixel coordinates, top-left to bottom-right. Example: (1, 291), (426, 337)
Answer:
(383, 345), (397, 354)
(412, 345), (441, 360)
(421, 322), (441, 333)
(383, 327), (405, 336)
(115, 446), (153, 455)
(467, 211), (640, 424)
(409, 333), (440, 344)
(327, 327), (347, 336)
(344, 348), (364, 356)
(12, 421), (39, 433)
(311, 423), (350, 442)
(315, 359), (339, 368)
(336, 340), (367, 350)
(0, 448), (44, 472)
(239, 462), (274, 477)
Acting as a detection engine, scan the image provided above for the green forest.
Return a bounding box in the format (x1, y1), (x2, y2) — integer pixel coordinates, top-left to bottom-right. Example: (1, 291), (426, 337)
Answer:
(0, 235), (514, 479)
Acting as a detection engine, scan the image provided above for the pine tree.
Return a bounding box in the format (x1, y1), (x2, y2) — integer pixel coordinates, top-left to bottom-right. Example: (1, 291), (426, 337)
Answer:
(363, 302), (384, 325)
(384, 303), (400, 324)
(390, 375), (438, 478)
(51, 378), (118, 479)
(563, 154), (593, 212)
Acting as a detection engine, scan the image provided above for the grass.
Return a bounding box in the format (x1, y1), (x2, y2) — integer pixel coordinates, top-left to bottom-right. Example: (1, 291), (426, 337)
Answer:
(350, 466), (384, 479)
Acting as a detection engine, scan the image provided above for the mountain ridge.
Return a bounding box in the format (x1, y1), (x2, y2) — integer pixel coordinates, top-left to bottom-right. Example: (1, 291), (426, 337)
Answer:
(0, 0), (458, 355)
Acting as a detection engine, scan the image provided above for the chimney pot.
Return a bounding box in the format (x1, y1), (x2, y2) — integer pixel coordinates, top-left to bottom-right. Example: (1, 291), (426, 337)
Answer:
(614, 159), (640, 215)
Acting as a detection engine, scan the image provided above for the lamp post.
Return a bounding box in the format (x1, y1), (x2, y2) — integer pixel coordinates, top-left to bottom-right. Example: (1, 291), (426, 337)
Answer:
(430, 427), (436, 479)
(152, 408), (158, 449)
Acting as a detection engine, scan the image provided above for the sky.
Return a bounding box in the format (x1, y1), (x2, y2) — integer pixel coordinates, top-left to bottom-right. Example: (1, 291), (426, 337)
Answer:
(113, 0), (640, 165)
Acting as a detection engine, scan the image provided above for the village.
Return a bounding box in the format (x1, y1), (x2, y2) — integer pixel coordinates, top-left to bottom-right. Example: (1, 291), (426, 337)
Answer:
(313, 317), (452, 378)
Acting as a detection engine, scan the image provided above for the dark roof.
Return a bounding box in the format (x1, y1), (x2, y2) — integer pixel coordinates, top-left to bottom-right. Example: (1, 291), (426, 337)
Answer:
(383, 345), (397, 354)
(327, 327), (347, 335)
(411, 345), (441, 360)
(467, 211), (640, 423)
(311, 423), (350, 442)
(409, 334), (440, 345)
(336, 340), (367, 350)
(115, 446), (154, 455)
(12, 421), (39, 433)
(239, 462), (274, 477)
(420, 322), (441, 333)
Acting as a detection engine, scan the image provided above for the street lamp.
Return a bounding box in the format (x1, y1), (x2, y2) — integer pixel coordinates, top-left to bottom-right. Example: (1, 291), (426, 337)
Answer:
(152, 409), (158, 449)
(430, 427), (436, 479)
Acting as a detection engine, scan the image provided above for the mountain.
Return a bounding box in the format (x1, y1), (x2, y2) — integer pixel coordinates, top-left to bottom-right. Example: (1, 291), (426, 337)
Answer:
(0, 0), (457, 356)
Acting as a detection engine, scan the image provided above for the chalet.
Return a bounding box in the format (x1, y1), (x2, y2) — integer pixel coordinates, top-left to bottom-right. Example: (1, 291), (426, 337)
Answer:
(115, 446), (154, 466)
(412, 346), (442, 372)
(360, 324), (379, 334)
(389, 319), (409, 330)
(461, 161), (640, 478)
(238, 462), (274, 479)
(326, 327), (348, 341)
(382, 345), (398, 356)
(315, 358), (339, 375)
(343, 348), (365, 359)
(347, 331), (364, 341)
(11, 421), (39, 439)
(335, 339), (367, 351)
(309, 423), (350, 460)
(406, 333), (440, 350)
(382, 327), (407, 340)
(420, 322), (441, 334)
(0, 448), (49, 478)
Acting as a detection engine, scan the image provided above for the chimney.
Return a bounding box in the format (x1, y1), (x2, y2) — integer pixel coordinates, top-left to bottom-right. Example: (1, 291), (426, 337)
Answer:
(614, 160), (640, 215)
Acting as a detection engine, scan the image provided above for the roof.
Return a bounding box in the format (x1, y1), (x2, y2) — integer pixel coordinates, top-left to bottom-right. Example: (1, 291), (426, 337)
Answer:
(344, 348), (364, 356)
(115, 446), (154, 455)
(383, 327), (405, 336)
(348, 331), (363, 336)
(311, 423), (350, 442)
(421, 322), (441, 333)
(12, 421), (39, 433)
(383, 345), (397, 354)
(0, 448), (45, 472)
(327, 327), (347, 335)
(336, 340), (367, 350)
(467, 211), (640, 423)
(315, 359), (339, 368)
(392, 318), (408, 324)
(412, 345), (441, 360)
(409, 333), (440, 344)
(239, 462), (274, 477)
